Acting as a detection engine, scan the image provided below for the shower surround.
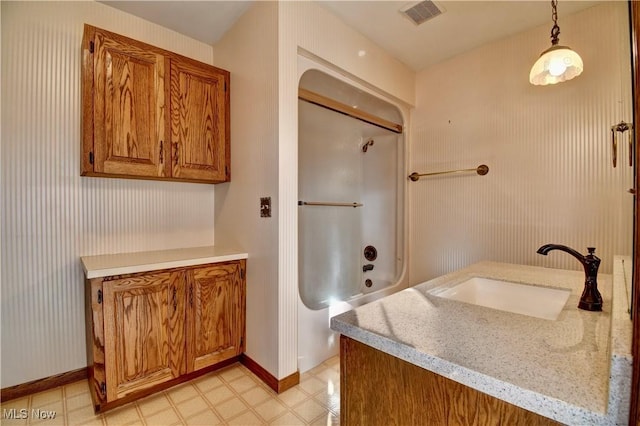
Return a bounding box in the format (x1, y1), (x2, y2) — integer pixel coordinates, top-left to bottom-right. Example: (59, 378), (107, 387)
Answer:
(297, 61), (408, 372)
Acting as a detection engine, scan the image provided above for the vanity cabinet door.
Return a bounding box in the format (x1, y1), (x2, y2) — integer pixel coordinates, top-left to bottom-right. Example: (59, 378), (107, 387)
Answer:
(186, 261), (245, 372)
(170, 58), (230, 183)
(85, 259), (246, 412)
(102, 270), (186, 401)
(83, 26), (169, 179)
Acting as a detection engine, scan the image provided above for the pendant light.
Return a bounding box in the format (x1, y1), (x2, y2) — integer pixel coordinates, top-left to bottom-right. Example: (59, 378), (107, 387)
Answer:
(529, 0), (583, 86)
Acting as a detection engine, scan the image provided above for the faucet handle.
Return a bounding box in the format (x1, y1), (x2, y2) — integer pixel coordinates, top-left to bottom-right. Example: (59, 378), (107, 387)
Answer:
(586, 247), (601, 268)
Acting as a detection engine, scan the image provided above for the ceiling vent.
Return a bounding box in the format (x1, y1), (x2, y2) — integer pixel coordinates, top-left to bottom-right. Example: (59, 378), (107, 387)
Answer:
(400, 1), (444, 26)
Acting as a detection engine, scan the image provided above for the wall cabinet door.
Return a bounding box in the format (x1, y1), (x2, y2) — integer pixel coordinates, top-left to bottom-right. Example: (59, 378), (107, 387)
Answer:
(186, 262), (246, 372)
(88, 28), (169, 179)
(82, 24), (230, 184)
(102, 270), (185, 401)
(170, 58), (230, 183)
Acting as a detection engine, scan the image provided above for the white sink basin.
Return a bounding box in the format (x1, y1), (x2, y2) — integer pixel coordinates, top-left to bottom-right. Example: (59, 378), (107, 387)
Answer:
(428, 277), (571, 320)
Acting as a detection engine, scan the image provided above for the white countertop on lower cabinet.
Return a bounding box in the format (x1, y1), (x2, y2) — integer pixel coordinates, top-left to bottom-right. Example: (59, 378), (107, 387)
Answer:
(81, 246), (248, 279)
(330, 259), (633, 425)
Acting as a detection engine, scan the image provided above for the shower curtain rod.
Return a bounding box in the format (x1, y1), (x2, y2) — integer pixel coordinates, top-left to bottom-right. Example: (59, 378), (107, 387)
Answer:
(298, 88), (403, 134)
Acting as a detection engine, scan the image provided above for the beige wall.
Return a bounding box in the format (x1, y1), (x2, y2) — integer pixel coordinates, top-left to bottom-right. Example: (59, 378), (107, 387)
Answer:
(409, 2), (633, 284)
(3, 0), (631, 390)
(213, 1), (281, 376)
(216, 1), (416, 379)
(276, 2), (415, 378)
(1, 1), (216, 388)
(0, 0), (414, 388)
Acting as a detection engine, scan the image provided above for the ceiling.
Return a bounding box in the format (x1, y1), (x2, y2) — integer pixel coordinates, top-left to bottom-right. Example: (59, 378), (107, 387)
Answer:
(101, 0), (601, 72)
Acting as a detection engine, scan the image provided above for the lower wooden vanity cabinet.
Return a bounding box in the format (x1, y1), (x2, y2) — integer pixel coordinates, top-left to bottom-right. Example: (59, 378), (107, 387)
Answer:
(85, 260), (246, 412)
(340, 336), (559, 426)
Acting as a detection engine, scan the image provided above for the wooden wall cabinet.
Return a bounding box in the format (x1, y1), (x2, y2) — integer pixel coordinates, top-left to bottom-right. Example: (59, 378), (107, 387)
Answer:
(85, 260), (245, 412)
(81, 24), (230, 184)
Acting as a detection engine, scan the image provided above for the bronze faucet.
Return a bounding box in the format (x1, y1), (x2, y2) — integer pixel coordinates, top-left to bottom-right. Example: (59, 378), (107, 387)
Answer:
(536, 244), (602, 311)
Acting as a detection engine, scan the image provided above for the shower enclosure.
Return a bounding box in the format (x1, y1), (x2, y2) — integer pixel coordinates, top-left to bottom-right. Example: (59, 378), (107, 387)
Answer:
(297, 58), (407, 372)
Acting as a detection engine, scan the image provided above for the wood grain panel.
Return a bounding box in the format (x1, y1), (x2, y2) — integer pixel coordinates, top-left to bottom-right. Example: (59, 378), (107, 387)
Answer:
(186, 261), (245, 372)
(81, 27), (96, 176)
(170, 57), (229, 182)
(87, 278), (106, 405)
(340, 336), (559, 426)
(107, 52), (153, 160)
(240, 353), (300, 393)
(81, 24), (229, 184)
(631, 2), (640, 425)
(84, 261), (244, 411)
(103, 271), (184, 401)
(0, 368), (87, 403)
(91, 356), (240, 414)
(92, 28), (167, 178)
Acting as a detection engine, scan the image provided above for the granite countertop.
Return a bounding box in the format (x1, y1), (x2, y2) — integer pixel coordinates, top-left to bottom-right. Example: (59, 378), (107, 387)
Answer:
(330, 260), (633, 425)
(81, 246), (248, 278)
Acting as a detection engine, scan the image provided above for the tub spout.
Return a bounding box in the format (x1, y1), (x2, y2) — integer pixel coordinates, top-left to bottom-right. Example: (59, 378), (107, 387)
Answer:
(536, 244), (602, 311)
(363, 264), (374, 272)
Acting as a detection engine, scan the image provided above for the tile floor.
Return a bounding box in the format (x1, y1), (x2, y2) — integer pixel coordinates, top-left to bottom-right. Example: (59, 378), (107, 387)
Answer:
(0, 357), (340, 426)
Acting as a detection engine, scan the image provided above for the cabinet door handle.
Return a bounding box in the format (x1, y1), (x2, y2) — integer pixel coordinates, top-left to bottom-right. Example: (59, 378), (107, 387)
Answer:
(173, 142), (179, 165)
(172, 287), (177, 311)
(189, 284), (193, 307)
(159, 140), (164, 163)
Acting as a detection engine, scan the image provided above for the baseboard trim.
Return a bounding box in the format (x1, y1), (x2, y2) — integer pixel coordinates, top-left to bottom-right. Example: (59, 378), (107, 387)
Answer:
(1, 368), (88, 402)
(240, 354), (300, 393)
(1, 354), (300, 402)
(90, 356), (240, 413)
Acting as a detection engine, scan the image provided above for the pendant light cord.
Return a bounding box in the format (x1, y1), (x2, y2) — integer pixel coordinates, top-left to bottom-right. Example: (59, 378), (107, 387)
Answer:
(550, 0), (560, 46)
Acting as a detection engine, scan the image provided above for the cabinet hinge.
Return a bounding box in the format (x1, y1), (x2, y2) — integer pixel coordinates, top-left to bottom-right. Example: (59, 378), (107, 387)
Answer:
(97, 289), (102, 304)
(89, 151), (94, 165)
(240, 337), (244, 347)
(89, 41), (94, 54)
(159, 140), (164, 163)
(240, 268), (245, 280)
(224, 81), (227, 92)
(100, 382), (106, 396)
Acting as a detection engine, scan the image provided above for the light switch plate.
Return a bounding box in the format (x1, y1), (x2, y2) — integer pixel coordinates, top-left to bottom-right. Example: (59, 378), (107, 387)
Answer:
(260, 197), (271, 218)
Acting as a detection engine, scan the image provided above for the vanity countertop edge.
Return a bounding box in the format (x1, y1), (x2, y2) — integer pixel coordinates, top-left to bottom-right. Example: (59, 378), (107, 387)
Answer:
(80, 245), (248, 279)
(330, 258), (633, 425)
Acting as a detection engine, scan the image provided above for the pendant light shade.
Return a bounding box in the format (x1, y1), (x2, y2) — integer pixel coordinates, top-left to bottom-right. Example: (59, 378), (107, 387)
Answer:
(529, 45), (583, 85)
(529, 0), (583, 86)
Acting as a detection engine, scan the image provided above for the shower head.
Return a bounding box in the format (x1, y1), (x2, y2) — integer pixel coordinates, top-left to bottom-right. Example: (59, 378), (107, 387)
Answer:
(362, 139), (374, 153)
